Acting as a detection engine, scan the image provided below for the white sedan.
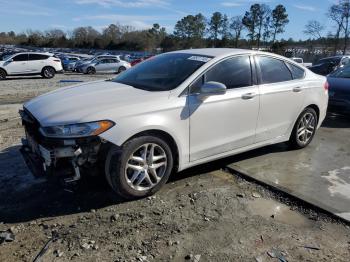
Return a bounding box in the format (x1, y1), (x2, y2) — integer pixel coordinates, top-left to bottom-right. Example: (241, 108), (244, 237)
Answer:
(20, 48), (328, 199)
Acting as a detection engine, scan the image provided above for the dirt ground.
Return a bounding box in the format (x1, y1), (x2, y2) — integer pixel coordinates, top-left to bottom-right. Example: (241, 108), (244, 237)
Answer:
(0, 73), (349, 262)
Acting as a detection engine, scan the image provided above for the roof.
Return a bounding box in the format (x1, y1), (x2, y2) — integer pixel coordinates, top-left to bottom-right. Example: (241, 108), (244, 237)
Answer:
(11, 52), (54, 56)
(171, 48), (254, 57)
(320, 55), (350, 60)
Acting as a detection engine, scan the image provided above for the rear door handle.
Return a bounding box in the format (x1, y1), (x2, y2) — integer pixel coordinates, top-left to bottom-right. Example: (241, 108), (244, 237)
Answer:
(293, 87), (302, 93)
(242, 92), (256, 100)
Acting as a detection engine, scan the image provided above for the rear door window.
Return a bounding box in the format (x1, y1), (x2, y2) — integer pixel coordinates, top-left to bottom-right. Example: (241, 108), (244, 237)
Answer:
(12, 54), (28, 62)
(109, 59), (118, 63)
(257, 56), (293, 84)
(29, 54), (49, 60)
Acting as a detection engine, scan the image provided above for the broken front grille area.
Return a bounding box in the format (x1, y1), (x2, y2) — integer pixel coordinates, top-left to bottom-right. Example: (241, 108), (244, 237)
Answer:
(19, 108), (105, 180)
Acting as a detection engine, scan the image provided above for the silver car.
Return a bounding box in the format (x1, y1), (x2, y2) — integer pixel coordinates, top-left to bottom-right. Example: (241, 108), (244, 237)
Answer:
(81, 57), (131, 74)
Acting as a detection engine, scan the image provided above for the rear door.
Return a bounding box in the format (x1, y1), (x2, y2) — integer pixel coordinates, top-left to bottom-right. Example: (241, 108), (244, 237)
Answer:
(4, 54), (28, 74)
(106, 58), (119, 73)
(27, 54), (49, 73)
(254, 56), (306, 143)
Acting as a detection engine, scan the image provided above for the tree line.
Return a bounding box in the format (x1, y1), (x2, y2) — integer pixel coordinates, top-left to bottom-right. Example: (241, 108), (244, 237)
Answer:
(0, 1), (349, 55)
(304, 0), (350, 55)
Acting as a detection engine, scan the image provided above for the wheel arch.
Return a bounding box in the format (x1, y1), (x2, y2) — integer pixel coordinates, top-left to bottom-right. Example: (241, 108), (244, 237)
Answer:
(287, 104), (320, 140)
(306, 104), (320, 122)
(123, 129), (180, 172)
(42, 65), (56, 73)
(0, 67), (7, 75)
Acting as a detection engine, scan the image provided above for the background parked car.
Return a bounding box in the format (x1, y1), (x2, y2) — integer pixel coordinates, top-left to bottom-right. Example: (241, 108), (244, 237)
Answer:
(82, 57), (131, 74)
(61, 56), (80, 71)
(0, 52), (63, 80)
(291, 57), (312, 67)
(309, 56), (350, 75)
(327, 64), (350, 115)
(130, 55), (154, 66)
(74, 55), (121, 72)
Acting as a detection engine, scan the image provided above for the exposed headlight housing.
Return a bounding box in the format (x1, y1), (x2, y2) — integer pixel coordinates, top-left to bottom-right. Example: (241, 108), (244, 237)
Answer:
(39, 120), (115, 138)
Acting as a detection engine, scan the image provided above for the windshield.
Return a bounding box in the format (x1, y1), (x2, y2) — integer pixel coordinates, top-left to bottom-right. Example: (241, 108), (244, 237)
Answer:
(329, 64), (350, 78)
(0, 53), (13, 61)
(113, 53), (212, 91)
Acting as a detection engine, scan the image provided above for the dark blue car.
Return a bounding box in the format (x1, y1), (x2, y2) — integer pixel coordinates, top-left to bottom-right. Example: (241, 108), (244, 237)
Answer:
(327, 65), (350, 115)
(61, 56), (80, 71)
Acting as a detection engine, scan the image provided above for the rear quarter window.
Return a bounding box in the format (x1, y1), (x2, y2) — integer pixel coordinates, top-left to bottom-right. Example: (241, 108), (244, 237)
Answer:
(287, 63), (305, 79)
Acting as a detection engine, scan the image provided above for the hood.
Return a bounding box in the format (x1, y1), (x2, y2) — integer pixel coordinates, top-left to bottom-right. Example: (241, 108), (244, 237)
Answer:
(24, 80), (170, 126)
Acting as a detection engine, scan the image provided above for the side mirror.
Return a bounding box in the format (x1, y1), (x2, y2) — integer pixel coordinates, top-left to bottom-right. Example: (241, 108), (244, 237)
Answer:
(200, 81), (227, 96)
(7, 59), (14, 63)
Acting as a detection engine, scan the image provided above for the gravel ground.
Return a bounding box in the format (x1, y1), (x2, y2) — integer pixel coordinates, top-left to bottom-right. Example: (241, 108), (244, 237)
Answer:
(0, 73), (349, 262)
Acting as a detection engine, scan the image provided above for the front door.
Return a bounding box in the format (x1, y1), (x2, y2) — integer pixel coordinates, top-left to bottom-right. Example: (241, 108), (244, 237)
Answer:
(4, 54), (29, 74)
(189, 56), (260, 161)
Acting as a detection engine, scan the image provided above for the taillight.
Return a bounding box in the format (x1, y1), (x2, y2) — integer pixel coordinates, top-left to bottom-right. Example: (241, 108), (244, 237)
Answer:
(324, 81), (329, 91)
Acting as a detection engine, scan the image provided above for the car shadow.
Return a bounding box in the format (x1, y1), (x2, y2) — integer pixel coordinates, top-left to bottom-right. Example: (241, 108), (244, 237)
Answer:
(0, 142), (288, 224)
(3, 76), (45, 81)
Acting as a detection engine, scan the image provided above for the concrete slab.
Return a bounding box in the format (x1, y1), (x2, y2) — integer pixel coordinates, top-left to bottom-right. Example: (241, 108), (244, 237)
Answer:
(227, 114), (350, 222)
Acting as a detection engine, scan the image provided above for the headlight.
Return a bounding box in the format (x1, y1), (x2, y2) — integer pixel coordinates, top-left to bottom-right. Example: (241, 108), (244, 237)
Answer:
(39, 120), (114, 138)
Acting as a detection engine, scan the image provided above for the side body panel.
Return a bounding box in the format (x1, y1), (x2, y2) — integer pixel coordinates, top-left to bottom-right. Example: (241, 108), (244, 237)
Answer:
(188, 86), (259, 161)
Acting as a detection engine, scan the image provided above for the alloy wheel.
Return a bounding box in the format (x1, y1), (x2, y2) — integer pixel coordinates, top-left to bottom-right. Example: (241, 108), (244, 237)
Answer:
(118, 66), (126, 73)
(125, 143), (167, 191)
(0, 70), (5, 80)
(44, 68), (54, 78)
(296, 112), (316, 145)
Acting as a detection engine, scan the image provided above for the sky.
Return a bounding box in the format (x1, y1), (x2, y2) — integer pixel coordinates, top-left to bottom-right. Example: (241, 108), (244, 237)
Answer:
(0, 0), (340, 40)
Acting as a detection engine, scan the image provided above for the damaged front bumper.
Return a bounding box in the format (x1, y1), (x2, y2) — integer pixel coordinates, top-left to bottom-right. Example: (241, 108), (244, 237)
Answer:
(19, 109), (105, 183)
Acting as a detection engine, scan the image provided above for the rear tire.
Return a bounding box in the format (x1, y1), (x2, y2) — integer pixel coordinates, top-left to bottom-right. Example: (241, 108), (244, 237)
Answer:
(117, 66), (126, 74)
(105, 136), (173, 200)
(86, 67), (96, 74)
(41, 67), (55, 79)
(288, 107), (318, 149)
(0, 69), (6, 80)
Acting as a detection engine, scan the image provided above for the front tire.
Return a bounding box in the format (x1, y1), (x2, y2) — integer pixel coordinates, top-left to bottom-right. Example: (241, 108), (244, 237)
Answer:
(0, 69), (6, 80)
(105, 136), (174, 200)
(288, 107), (318, 149)
(41, 67), (55, 79)
(86, 67), (96, 74)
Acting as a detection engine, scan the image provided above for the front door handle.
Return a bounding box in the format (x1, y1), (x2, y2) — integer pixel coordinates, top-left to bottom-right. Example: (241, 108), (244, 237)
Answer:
(293, 87), (302, 93)
(242, 92), (256, 100)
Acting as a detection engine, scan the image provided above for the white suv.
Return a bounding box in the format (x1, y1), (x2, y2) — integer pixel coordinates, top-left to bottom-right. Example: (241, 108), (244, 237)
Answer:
(0, 52), (63, 80)
(20, 49), (328, 199)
